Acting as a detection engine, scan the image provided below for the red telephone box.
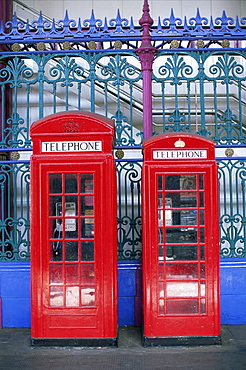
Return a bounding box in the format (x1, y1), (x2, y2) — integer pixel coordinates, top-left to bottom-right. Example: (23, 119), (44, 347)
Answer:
(142, 133), (221, 346)
(30, 111), (117, 346)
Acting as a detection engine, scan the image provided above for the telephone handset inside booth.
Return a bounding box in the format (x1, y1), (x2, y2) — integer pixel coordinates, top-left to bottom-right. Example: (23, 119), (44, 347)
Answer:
(56, 202), (76, 232)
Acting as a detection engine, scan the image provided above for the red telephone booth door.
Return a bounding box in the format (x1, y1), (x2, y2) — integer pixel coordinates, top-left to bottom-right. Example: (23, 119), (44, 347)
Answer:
(142, 134), (220, 346)
(30, 112), (117, 346)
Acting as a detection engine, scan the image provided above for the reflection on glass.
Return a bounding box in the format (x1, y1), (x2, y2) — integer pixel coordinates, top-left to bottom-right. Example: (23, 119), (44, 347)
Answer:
(166, 228), (197, 243)
(166, 299), (199, 314)
(66, 286), (79, 307)
(65, 174), (78, 193)
(158, 175), (162, 190)
(179, 192), (197, 207)
(166, 264), (198, 279)
(158, 193), (163, 208)
(50, 264), (63, 284)
(66, 264), (78, 284)
(159, 300), (164, 315)
(81, 174), (94, 193)
(81, 264), (95, 284)
(166, 245), (198, 260)
(159, 281), (164, 298)
(49, 174), (62, 194)
(81, 219), (94, 238)
(201, 281), (206, 296)
(81, 240), (94, 261)
(81, 287), (95, 306)
(65, 240), (78, 261)
(50, 286), (63, 307)
(166, 281), (198, 297)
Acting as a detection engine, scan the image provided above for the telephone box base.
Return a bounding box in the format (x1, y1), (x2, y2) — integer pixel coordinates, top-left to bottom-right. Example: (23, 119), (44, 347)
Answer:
(143, 335), (221, 347)
(31, 337), (117, 348)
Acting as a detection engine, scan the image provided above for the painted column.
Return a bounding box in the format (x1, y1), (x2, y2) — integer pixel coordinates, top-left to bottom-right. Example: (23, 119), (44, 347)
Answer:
(0, 0), (13, 148)
(136, 0), (157, 139)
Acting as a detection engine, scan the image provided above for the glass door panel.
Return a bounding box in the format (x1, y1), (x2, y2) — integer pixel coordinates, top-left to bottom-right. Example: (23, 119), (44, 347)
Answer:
(48, 172), (96, 308)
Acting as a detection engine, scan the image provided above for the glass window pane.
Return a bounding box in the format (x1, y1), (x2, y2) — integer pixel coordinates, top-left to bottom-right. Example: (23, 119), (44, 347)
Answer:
(50, 196), (62, 216)
(172, 210), (197, 226)
(81, 287), (95, 306)
(199, 175), (204, 190)
(166, 299), (199, 314)
(200, 263), (205, 278)
(158, 175), (163, 190)
(165, 175), (181, 190)
(158, 264), (164, 280)
(66, 286), (79, 307)
(201, 298), (206, 314)
(65, 174), (78, 193)
(200, 245), (205, 260)
(66, 241), (78, 261)
(81, 174), (94, 193)
(200, 192), (204, 207)
(81, 264), (95, 284)
(166, 281), (198, 297)
(166, 228), (197, 243)
(52, 239), (63, 261)
(180, 176), (196, 190)
(81, 241), (94, 261)
(50, 286), (63, 307)
(66, 264), (78, 284)
(166, 264), (198, 279)
(50, 264), (63, 284)
(49, 174), (62, 194)
(81, 219), (94, 238)
(201, 281), (206, 297)
(81, 196), (94, 216)
(166, 245), (198, 261)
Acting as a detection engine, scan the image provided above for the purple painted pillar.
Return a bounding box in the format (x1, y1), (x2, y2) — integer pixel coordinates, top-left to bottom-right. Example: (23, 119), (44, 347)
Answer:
(0, 0), (13, 146)
(136, 0), (157, 139)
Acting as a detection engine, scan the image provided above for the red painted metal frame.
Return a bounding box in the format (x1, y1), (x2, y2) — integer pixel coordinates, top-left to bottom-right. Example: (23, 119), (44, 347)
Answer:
(30, 111), (117, 344)
(142, 133), (220, 344)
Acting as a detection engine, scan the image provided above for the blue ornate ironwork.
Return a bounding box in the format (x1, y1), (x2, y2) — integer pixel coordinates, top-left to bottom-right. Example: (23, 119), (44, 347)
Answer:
(152, 51), (246, 144)
(116, 160), (142, 259)
(218, 159), (246, 258)
(0, 161), (30, 261)
(1, 9), (246, 51)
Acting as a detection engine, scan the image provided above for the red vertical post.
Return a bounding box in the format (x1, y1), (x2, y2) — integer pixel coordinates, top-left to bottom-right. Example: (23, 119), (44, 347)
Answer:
(136, 0), (157, 139)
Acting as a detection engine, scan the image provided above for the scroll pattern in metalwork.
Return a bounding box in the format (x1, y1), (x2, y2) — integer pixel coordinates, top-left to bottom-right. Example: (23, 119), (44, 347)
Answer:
(0, 52), (142, 148)
(0, 162), (30, 261)
(153, 51), (246, 144)
(218, 159), (246, 258)
(116, 161), (142, 260)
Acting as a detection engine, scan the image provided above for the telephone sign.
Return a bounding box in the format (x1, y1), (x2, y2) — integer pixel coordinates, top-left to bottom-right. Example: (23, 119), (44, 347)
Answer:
(30, 111), (117, 346)
(142, 133), (221, 346)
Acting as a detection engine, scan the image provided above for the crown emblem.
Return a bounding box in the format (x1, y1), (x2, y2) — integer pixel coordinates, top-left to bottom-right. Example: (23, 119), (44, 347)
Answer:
(63, 121), (80, 133)
(174, 138), (185, 148)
